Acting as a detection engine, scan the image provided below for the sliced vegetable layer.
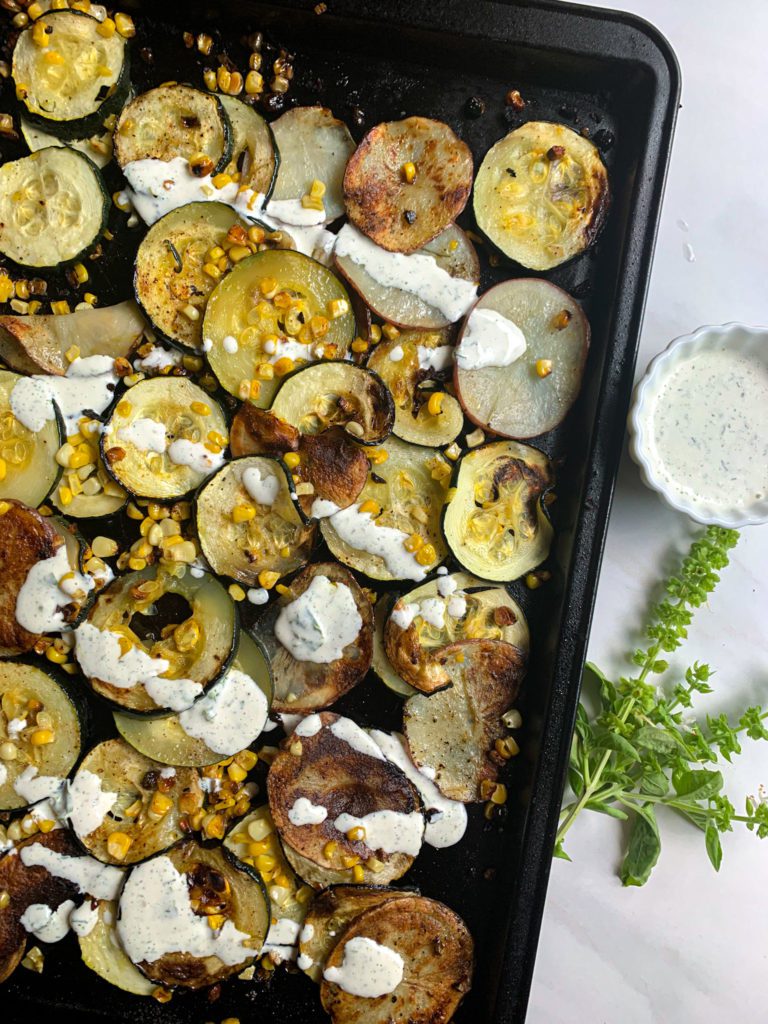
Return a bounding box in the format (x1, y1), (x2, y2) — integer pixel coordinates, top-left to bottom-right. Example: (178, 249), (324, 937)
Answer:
(20, 117), (114, 170)
(79, 899), (155, 996)
(0, 368), (62, 507)
(372, 596), (417, 698)
(221, 94), (279, 198)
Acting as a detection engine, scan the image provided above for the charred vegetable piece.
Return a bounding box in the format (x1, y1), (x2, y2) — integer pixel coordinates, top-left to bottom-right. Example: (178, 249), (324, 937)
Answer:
(384, 572), (529, 694)
(0, 369), (62, 507)
(220, 95), (279, 199)
(256, 561), (373, 713)
(454, 279), (590, 438)
(230, 405), (301, 459)
(320, 895), (473, 1023)
(268, 712), (424, 888)
(473, 121), (610, 270)
(203, 249), (355, 407)
(69, 738), (202, 865)
(299, 885), (414, 983)
(113, 631), (272, 767)
(344, 117), (473, 253)
(443, 440), (554, 581)
(114, 85), (232, 173)
(403, 639), (526, 802)
(195, 455), (315, 586)
(0, 660), (82, 811)
(367, 328), (463, 448)
(79, 899), (155, 996)
(20, 117), (114, 170)
(0, 830), (84, 984)
(270, 361), (394, 446)
(371, 596), (417, 698)
(335, 223), (479, 330)
(117, 839), (269, 989)
(270, 106), (355, 223)
(101, 377), (228, 500)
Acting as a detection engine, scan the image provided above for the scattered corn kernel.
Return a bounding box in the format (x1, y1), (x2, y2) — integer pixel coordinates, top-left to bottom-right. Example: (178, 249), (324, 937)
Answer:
(258, 570), (280, 589)
(535, 358), (553, 378)
(228, 583), (246, 602)
(107, 831), (133, 860)
(415, 543), (437, 566)
(427, 392), (445, 416)
(232, 504), (256, 523)
(402, 161), (416, 183)
(114, 12), (135, 37)
(359, 499), (380, 516)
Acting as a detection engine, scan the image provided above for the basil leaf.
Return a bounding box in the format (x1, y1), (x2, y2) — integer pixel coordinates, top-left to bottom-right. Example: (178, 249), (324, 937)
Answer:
(592, 731), (639, 760)
(633, 725), (683, 755)
(672, 768), (724, 802)
(705, 821), (723, 871)
(584, 662), (617, 710)
(640, 769), (669, 798)
(620, 806), (661, 887)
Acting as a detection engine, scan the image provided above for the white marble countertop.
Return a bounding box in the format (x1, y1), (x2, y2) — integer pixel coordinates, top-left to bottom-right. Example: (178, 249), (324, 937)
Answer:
(528, 1), (768, 1021)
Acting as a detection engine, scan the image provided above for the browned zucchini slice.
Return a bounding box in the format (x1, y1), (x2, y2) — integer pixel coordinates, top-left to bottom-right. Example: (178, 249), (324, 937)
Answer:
(220, 95), (278, 199)
(116, 839), (269, 989)
(343, 117), (473, 253)
(442, 440), (554, 582)
(256, 561), (373, 713)
(298, 885), (413, 983)
(69, 738), (202, 865)
(454, 279), (590, 438)
(79, 899), (155, 996)
(320, 895), (473, 1022)
(384, 572), (529, 693)
(0, 368), (62, 507)
(270, 361), (395, 447)
(0, 830), (84, 984)
(195, 455), (316, 586)
(403, 639), (525, 802)
(230, 404), (301, 458)
(366, 328), (463, 447)
(335, 223), (479, 330)
(268, 712), (424, 888)
(76, 566), (237, 715)
(0, 660), (81, 812)
(473, 121), (610, 270)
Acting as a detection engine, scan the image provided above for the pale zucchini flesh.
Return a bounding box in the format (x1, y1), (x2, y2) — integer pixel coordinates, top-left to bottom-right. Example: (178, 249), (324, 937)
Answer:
(20, 116), (114, 169)
(79, 899), (155, 996)
(221, 95), (279, 199)
(0, 368), (62, 507)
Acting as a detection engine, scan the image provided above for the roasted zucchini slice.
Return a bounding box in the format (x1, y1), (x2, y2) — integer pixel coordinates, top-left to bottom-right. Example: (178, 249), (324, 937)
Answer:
(473, 121), (610, 271)
(344, 117), (473, 253)
(268, 712), (424, 888)
(320, 435), (450, 582)
(114, 631), (272, 767)
(0, 300), (145, 377)
(134, 202), (254, 352)
(76, 565), (237, 714)
(455, 279), (590, 438)
(117, 839), (270, 989)
(0, 660), (81, 811)
(0, 368), (62, 507)
(384, 572), (529, 693)
(256, 561), (373, 713)
(101, 377), (228, 500)
(79, 899), (155, 996)
(320, 895), (473, 1022)
(69, 738), (203, 865)
(12, 9), (129, 138)
(298, 885), (413, 983)
(20, 117), (114, 170)
(367, 328), (463, 447)
(403, 639), (526, 802)
(203, 249), (356, 408)
(270, 106), (354, 224)
(195, 456), (316, 587)
(0, 148), (109, 269)
(270, 361), (394, 446)
(221, 95), (279, 199)
(114, 85), (232, 173)
(335, 223), (479, 329)
(0, 830), (84, 984)
(372, 596), (417, 698)
(443, 440), (554, 581)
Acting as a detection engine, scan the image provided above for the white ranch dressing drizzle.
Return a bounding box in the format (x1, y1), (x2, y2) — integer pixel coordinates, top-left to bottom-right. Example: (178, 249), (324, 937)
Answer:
(134, 346), (183, 372)
(19, 844), (124, 900)
(447, 593), (467, 619)
(294, 714), (323, 737)
(323, 935), (405, 997)
(329, 717), (386, 761)
(390, 602), (418, 630)
(177, 668), (269, 755)
(247, 587), (270, 605)
(117, 855), (253, 966)
(327, 504), (427, 581)
(388, 345), (404, 362)
(242, 464), (281, 506)
(20, 900), (76, 944)
(334, 224), (477, 323)
(13, 766), (64, 805)
(15, 544), (93, 634)
(309, 498), (341, 519)
(118, 416), (167, 453)
(288, 796), (328, 826)
(456, 307), (527, 370)
(69, 900), (100, 937)
(222, 335), (239, 354)
(10, 357), (118, 436)
(333, 809), (424, 857)
(370, 730), (467, 849)
(275, 575), (362, 664)
(261, 917), (302, 963)
(68, 769), (118, 838)
(437, 575), (458, 597)
(418, 597), (446, 630)
(167, 438), (226, 475)
(645, 348), (768, 510)
(0, 764), (6, 787)
(417, 344), (454, 372)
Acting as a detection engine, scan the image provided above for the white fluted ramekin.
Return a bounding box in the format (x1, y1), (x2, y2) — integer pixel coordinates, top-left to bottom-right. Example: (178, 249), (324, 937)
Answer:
(628, 322), (768, 528)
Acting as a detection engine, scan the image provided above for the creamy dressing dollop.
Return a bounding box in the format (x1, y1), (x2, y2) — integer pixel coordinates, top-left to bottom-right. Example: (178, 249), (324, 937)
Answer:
(275, 575), (362, 664)
(323, 935), (405, 997)
(10, 355), (118, 435)
(326, 504), (427, 581)
(15, 544), (93, 635)
(456, 307), (527, 370)
(177, 668), (269, 755)
(19, 844), (124, 900)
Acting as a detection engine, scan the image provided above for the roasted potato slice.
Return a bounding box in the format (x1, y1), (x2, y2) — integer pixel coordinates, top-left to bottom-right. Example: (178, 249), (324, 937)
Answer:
(473, 121), (609, 270)
(371, 596), (417, 698)
(230, 405), (301, 458)
(0, 501), (60, 656)
(344, 117), (473, 253)
(403, 639), (526, 802)
(320, 895), (473, 1023)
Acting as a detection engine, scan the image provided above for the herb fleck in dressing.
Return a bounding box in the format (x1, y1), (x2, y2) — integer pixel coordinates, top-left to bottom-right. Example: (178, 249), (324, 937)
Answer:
(647, 349), (768, 509)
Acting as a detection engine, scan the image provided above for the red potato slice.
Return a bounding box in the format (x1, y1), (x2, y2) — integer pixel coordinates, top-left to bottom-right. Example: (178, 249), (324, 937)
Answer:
(344, 117), (474, 253)
(454, 278), (589, 439)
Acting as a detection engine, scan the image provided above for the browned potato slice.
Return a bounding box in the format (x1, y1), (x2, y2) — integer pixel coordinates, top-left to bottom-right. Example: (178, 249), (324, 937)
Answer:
(344, 117), (474, 254)
(299, 885), (413, 983)
(403, 639), (526, 802)
(230, 405), (301, 458)
(257, 562), (373, 713)
(320, 895), (473, 1023)
(0, 501), (62, 656)
(268, 712), (424, 888)
(0, 830), (83, 983)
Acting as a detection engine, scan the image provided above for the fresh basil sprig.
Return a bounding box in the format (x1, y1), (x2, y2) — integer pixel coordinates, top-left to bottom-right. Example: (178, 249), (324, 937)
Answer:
(556, 526), (768, 885)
